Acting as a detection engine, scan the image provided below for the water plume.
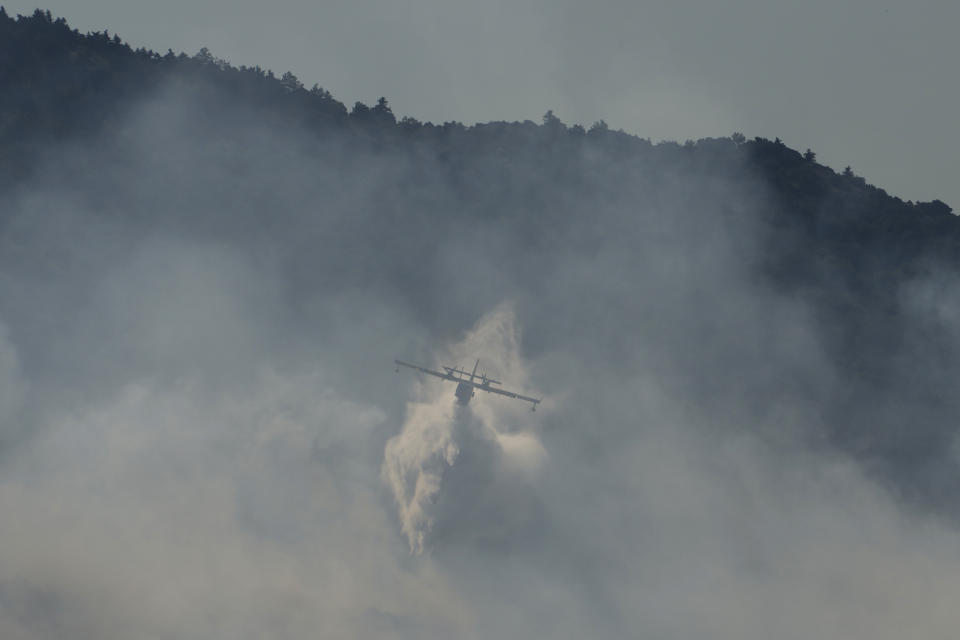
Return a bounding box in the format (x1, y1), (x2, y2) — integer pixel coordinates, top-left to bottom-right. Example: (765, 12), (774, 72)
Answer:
(382, 305), (546, 553)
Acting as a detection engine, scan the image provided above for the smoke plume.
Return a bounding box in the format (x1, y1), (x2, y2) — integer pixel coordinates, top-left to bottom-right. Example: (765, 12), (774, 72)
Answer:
(0, 65), (959, 638)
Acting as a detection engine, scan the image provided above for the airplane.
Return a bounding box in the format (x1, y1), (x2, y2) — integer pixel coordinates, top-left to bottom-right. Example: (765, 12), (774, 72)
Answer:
(394, 358), (541, 411)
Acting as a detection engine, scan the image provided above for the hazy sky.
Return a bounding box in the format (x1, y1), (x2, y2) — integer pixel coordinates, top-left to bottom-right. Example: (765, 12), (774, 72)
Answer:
(6, 0), (958, 209)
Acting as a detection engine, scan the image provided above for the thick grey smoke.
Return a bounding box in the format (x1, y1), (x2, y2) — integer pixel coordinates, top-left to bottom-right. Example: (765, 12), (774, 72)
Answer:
(0, 322), (25, 428)
(1, 77), (960, 639)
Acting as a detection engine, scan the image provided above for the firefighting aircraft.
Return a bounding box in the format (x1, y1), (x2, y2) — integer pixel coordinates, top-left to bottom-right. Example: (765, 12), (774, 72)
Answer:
(394, 358), (541, 411)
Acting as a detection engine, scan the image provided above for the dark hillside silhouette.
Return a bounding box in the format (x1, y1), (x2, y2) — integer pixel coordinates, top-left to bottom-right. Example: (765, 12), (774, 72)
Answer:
(1, 8), (958, 512)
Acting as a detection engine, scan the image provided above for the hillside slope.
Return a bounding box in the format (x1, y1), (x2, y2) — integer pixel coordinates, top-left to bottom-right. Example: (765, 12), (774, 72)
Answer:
(1, 7), (958, 509)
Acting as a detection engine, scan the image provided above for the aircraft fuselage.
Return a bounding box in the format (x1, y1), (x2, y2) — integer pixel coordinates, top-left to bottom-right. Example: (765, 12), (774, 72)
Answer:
(454, 381), (475, 404)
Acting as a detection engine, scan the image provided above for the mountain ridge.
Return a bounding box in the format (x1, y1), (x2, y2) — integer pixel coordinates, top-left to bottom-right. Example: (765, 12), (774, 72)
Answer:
(2, 7), (959, 512)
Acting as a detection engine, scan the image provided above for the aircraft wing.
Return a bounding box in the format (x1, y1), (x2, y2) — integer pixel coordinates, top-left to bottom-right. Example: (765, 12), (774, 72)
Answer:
(476, 383), (541, 407)
(395, 359), (454, 381)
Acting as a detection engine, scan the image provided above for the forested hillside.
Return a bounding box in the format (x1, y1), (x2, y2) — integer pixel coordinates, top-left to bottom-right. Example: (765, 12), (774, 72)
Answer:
(3, 7), (959, 504)
(4, 8), (960, 638)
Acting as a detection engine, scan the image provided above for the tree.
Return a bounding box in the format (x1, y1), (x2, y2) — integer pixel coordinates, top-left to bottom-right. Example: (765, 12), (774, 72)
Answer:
(350, 101), (370, 120)
(195, 46), (213, 63)
(542, 110), (559, 125)
(803, 149), (816, 162)
(310, 84), (332, 100)
(399, 116), (422, 131)
(280, 71), (303, 92)
(588, 120), (608, 134)
(371, 96), (396, 124)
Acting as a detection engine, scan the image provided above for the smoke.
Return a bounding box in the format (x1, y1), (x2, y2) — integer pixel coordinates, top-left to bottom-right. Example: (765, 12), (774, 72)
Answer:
(0, 319), (27, 456)
(1, 70), (960, 638)
(383, 305), (546, 553)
